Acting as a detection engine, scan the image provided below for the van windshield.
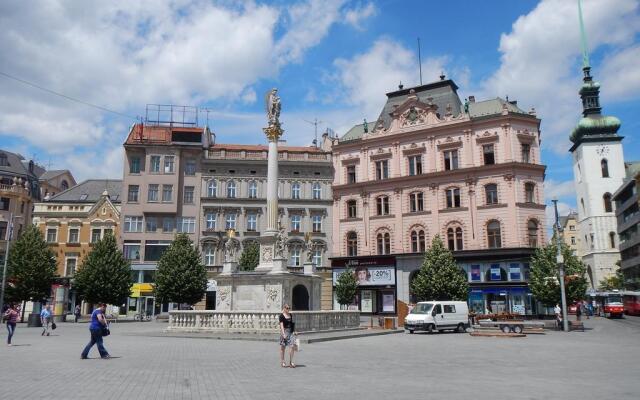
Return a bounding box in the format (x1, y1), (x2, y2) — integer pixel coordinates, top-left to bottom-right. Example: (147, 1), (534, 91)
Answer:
(410, 303), (433, 314)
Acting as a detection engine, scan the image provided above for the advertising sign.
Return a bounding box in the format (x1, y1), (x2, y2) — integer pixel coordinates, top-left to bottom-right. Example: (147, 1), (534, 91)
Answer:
(361, 290), (373, 313)
(509, 264), (521, 281)
(490, 265), (502, 281)
(333, 266), (396, 286)
(471, 265), (481, 281)
(382, 294), (395, 312)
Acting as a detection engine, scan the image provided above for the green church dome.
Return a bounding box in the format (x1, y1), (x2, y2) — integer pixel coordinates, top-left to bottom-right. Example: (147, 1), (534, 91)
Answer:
(570, 115), (621, 143)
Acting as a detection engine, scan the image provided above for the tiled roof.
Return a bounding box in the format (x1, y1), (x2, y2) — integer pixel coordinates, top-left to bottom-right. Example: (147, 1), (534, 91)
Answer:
(0, 149), (37, 179)
(48, 179), (123, 203)
(39, 170), (68, 181)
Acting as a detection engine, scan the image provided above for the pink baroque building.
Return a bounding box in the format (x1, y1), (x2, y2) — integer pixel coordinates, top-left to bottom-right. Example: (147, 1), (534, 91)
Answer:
(328, 78), (546, 316)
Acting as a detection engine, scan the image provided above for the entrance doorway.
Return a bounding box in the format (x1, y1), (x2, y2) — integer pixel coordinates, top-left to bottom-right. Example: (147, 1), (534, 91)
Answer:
(292, 285), (309, 310)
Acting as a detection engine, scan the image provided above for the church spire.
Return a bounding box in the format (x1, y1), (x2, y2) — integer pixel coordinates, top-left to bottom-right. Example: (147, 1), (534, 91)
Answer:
(578, 0), (590, 71)
(577, 0), (601, 117)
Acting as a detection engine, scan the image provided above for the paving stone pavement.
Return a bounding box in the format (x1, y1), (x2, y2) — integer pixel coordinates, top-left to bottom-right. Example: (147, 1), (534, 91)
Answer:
(1, 316), (639, 400)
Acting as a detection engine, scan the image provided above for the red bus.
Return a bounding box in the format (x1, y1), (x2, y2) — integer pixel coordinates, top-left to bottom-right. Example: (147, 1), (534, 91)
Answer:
(622, 291), (640, 316)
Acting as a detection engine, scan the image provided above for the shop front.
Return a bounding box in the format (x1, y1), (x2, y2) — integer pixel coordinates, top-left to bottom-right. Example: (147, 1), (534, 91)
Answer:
(468, 286), (534, 315)
(331, 256), (397, 315)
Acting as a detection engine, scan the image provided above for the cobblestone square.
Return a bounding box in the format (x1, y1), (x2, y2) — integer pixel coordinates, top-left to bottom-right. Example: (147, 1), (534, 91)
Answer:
(1, 316), (638, 400)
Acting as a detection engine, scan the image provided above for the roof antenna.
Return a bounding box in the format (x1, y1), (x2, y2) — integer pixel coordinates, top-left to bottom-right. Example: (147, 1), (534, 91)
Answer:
(304, 118), (323, 148)
(417, 37), (423, 85)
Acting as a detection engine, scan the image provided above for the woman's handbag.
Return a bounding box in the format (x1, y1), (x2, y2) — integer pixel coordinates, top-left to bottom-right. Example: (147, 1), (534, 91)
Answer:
(51, 322), (57, 330)
(101, 323), (110, 337)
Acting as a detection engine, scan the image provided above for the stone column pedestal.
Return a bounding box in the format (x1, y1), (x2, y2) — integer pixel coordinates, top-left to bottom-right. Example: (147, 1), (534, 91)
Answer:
(222, 261), (238, 275)
(303, 262), (315, 275)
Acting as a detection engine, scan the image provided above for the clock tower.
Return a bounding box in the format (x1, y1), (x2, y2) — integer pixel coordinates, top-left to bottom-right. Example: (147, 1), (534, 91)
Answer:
(569, 0), (624, 288)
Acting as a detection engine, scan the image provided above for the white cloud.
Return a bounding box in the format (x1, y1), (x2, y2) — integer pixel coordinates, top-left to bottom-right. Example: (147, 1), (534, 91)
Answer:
(600, 44), (640, 101)
(481, 0), (640, 154)
(544, 179), (577, 201)
(241, 88), (257, 105)
(545, 201), (573, 231)
(344, 2), (377, 30)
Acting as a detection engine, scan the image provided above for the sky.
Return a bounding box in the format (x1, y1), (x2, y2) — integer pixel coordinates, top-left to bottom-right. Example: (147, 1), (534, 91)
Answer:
(1, 0), (639, 229)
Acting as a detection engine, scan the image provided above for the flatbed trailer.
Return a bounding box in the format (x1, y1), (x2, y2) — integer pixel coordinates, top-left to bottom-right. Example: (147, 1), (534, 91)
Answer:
(478, 320), (545, 334)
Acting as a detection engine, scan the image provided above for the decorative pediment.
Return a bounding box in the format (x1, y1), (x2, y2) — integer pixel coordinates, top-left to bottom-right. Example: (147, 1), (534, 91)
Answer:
(390, 94), (442, 128)
(475, 130), (500, 144)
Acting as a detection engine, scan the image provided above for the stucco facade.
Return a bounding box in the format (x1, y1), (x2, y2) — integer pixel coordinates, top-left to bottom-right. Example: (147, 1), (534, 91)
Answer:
(329, 79), (546, 316)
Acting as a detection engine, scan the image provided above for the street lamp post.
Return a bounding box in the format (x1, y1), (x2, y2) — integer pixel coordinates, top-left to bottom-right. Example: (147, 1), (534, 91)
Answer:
(0, 213), (23, 315)
(552, 200), (569, 332)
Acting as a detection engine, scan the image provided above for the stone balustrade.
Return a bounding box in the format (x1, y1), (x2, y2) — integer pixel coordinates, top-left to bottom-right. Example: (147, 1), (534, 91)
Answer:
(167, 310), (360, 333)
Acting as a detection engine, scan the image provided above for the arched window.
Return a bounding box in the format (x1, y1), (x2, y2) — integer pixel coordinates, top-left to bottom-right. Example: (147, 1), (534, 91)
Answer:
(248, 181), (257, 198)
(312, 182), (322, 200)
(609, 232), (616, 249)
(61, 180), (69, 191)
(601, 159), (609, 178)
(581, 198), (585, 214)
(524, 183), (535, 203)
(447, 227), (463, 250)
(528, 220), (539, 247)
(347, 200), (357, 218)
(207, 180), (217, 197)
(603, 193), (613, 212)
(0, 153), (7, 167)
(226, 180), (236, 198)
(347, 232), (358, 256)
(291, 182), (301, 199)
(411, 230), (426, 253)
(487, 220), (502, 248)
(485, 184), (498, 205)
(377, 232), (391, 255)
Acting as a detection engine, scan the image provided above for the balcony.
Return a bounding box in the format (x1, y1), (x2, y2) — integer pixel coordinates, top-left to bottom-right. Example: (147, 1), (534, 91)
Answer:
(0, 183), (30, 199)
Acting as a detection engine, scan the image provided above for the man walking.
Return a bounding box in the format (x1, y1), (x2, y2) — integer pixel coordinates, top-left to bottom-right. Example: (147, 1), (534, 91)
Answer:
(81, 303), (111, 359)
(74, 305), (81, 323)
(40, 305), (52, 336)
(554, 303), (562, 330)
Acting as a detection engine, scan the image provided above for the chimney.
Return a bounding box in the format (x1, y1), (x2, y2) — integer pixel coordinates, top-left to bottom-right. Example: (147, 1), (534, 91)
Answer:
(468, 95), (475, 103)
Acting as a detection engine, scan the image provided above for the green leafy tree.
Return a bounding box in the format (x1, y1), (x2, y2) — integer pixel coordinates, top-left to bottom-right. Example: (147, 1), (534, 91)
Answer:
(411, 235), (468, 301)
(335, 268), (358, 309)
(529, 239), (588, 307)
(74, 233), (133, 306)
(239, 242), (260, 271)
(6, 224), (57, 308)
(154, 233), (207, 306)
(598, 269), (624, 291)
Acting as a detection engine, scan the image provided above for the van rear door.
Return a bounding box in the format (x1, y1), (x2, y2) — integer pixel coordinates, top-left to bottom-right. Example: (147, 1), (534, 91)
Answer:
(433, 303), (443, 327)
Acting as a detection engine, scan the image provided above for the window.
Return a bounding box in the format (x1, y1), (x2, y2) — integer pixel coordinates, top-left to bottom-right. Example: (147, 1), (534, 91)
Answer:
(68, 228), (79, 243)
(487, 221), (502, 248)
(103, 228), (113, 238)
(247, 214), (257, 231)
(150, 156), (161, 173)
(248, 181), (257, 198)
(291, 182), (301, 199)
(312, 249), (322, 266)
(146, 217), (157, 232)
(347, 200), (357, 218)
(408, 155), (422, 176)
(148, 184), (159, 202)
(291, 215), (301, 232)
(61, 180), (69, 191)
(443, 150), (458, 170)
(525, 183), (535, 203)
(312, 215), (322, 232)
(65, 258), (77, 276)
(590, 233), (594, 249)
(601, 159), (609, 178)
(571, 236), (576, 245)
(91, 228), (102, 243)
(528, 220), (538, 247)
(184, 186), (195, 204)
(144, 241), (171, 261)
(410, 192), (424, 212)
(570, 225), (576, 231)
(483, 144), (495, 165)
(123, 242), (141, 260)
(603, 193), (613, 212)
(162, 185), (173, 202)
(46, 228), (57, 243)
(376, 196), (390, 215)
(128, 185), (139, 202)
(0, 153), (7, 166)
(509, 264), (521, 281)
(485, 184), (498, 205)
(162, 217), (174, 233)
(226, 214), (237, 230)
(204, 243), (216, 266)
(290, 246), (301, 266)
(347, 232), (358, 256)
(447, 227), (463, 250)
(130, 156), (141, 173)
(610, 232), (616, 249)
(377, 232), (391, 255)
(164, 156), (175, 173)
(185, 159), (196, 176)
(205, 213), (217, 230)
(207, 180), (217, 197)
(312, 183), (322, 200)
(411, 230), (426, 252)
(375, 160), (389, 180)
(347, 165), (357, 183)
(521, 144), (530, 163)
(0, 197), (9, 211)
(581, 198), (585, 213)
(446, 188), (461, 208)
(443, 304), (456, 313)
(177, 217), (196, 233)
(124, 216), (144, 232)
(227, 181), (236, 198)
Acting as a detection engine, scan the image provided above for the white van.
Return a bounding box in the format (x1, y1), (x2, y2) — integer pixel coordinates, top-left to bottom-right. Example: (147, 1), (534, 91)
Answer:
(404, 301), (469, 334)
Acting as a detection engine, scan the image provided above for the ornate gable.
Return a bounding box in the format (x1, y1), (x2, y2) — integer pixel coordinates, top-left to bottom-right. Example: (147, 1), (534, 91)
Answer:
(391, 91), (442, 129)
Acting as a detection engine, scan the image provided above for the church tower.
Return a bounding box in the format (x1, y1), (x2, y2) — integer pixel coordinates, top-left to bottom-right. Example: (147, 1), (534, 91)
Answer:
(570, 0), (624, 288)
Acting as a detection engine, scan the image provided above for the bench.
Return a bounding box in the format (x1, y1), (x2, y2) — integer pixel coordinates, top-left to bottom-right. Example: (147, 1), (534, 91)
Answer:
(569, 321), (584, 332)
